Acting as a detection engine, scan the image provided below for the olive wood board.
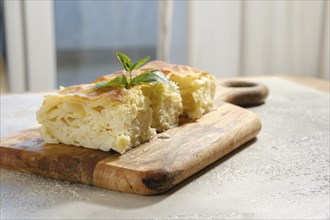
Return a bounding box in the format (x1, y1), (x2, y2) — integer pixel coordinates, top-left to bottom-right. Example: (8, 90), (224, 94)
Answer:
(0, 81), (264, 195)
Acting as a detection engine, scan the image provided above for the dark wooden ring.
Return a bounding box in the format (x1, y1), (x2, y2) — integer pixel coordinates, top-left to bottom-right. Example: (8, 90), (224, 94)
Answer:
(218, 80), (269, 107)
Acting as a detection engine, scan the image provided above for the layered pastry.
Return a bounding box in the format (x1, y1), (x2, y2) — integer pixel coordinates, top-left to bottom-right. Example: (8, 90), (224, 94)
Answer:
(94, 71), (183, 132)
(139, 61), (217, 119)
(37, 60), (216, 154)
(37, 74), (182, 153)
(36, 84), (156, 153)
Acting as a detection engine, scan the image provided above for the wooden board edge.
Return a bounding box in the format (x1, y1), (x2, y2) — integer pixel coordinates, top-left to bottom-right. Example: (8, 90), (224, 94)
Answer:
(93, 110), (262, 195)
(0, 145), (97, 184)
(0, 130), (112, 185)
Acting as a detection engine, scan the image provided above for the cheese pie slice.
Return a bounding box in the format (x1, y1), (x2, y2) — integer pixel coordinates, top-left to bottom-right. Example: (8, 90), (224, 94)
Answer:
(37, 61), (216, 153)
(94, 71), (183, 132)
(36, 84), (156, 153)
(140, 61), (217, 119)
(37, 77), (182, 153)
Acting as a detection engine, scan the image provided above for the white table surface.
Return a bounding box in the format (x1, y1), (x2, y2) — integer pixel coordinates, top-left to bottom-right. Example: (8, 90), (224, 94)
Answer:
(0, 77), (329, 219)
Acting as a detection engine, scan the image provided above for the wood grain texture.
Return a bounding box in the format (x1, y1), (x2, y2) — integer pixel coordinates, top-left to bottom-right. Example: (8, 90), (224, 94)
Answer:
(0, 83), (263, 195)
(0, 128), (113, 184)
(93, 103), (261, 195)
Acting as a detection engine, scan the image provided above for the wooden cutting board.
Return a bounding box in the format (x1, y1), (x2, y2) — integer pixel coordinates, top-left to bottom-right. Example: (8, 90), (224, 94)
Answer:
(0, 80), (267, 195)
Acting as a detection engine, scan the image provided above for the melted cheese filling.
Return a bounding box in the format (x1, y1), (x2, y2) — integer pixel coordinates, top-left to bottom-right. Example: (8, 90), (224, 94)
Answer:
(141, 84), (182, 132)
(169, 74), (216, 119)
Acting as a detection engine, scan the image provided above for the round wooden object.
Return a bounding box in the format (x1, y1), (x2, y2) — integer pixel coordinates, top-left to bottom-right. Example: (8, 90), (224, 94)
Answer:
(218, 80), (269, 107)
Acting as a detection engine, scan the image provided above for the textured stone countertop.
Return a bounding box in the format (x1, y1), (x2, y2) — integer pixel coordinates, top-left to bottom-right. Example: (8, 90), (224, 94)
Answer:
(0, 77), (329, 219)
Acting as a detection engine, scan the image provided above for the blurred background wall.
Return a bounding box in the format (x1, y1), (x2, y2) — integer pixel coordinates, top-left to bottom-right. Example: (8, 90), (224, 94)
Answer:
(54, 0), (157, 87)
(0, 0), (329, 93)
(188, 1), (329, 79)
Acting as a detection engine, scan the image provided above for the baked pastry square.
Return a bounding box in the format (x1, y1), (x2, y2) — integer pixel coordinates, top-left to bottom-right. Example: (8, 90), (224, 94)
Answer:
(140, 61), (217, 119)
(36, 84), (156, 154)
(94, 72), (182, 132)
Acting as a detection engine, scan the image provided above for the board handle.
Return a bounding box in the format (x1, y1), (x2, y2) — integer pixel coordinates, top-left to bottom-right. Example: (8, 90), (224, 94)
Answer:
(217, 80), (269, 107)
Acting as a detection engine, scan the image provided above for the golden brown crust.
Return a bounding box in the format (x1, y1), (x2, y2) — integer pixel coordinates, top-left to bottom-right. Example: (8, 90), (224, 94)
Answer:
(139, 60), (211, 77)
(56, 60), (193, 118)
(58, 83), (129, 102)
(93, 70), (127, 84)
(93, 60), (211, 85)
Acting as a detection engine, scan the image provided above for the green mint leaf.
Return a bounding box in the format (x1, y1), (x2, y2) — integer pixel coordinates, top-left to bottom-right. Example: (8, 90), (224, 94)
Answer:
(131, 70), (178, 92)
(96, 53), (176, 92)
(116, 52), (132, 71)
(130, 56), (150, 71)
(94, 74), (128, 90)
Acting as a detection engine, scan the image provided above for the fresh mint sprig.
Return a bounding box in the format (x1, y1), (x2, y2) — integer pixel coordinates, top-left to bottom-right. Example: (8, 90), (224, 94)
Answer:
(115, 52), (150, 84)
(94, 52), (177, 92)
